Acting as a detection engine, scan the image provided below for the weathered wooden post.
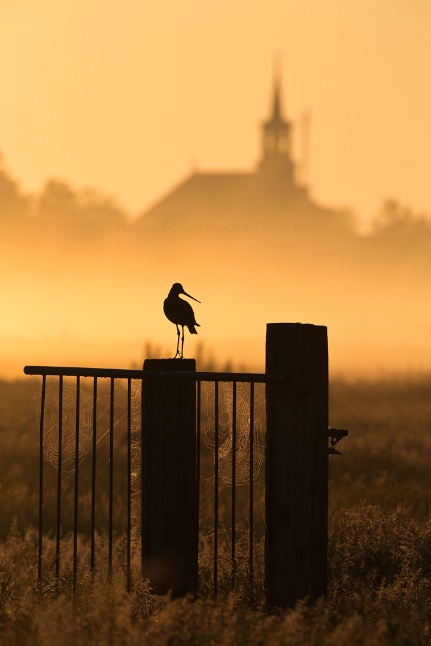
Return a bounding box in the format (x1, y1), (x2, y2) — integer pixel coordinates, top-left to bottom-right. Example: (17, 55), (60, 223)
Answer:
(141, 358), (198, 596)
(265, 323), (328, 607)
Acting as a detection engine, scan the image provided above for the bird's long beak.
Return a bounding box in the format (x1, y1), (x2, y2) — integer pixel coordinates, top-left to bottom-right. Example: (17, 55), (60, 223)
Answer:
(183, 291), (201, 303)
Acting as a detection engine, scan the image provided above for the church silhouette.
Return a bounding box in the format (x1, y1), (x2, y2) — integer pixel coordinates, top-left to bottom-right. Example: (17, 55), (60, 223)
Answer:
(138, 72), (327, 232)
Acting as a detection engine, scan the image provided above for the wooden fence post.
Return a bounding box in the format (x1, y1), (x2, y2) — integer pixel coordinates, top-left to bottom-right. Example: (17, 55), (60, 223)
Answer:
(141, 358), (198, 596)
(265, 323), (328, 607)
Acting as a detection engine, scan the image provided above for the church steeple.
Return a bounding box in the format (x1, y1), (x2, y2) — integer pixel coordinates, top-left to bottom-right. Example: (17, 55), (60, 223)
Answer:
(259, 71), (295, 182)
(267, 78), (286, 133)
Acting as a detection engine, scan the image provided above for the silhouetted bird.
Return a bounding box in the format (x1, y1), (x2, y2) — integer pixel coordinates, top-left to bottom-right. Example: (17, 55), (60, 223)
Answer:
(164, 283), (201, 358)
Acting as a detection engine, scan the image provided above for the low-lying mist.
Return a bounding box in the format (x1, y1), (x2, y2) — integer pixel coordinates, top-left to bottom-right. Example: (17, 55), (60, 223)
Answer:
(1, 160), (431, 378)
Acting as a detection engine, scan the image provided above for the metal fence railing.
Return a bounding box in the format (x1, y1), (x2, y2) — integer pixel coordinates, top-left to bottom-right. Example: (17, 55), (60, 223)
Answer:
(24, 365), (269, 595)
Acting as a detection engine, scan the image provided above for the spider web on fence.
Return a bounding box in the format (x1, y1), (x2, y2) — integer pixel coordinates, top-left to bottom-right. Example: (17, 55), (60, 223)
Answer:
(128, 380), (143, 555)
(32, 376), (143, 566)
(34, 379), (265, 487)
(34, 378), (128, 475)
(203, 383), (265, 486)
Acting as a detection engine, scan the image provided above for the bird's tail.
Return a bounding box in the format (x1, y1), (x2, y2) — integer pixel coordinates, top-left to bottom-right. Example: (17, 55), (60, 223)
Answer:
(188, 324), (200, 334)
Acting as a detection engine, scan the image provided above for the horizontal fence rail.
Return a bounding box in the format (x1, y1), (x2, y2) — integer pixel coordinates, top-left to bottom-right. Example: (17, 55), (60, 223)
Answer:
(24, 366), (279, 382)
(25, 364), (269, 595)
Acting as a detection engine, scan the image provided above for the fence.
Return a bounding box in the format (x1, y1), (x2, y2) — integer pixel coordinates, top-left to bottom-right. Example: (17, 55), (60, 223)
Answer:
(24, 323), (345, 608)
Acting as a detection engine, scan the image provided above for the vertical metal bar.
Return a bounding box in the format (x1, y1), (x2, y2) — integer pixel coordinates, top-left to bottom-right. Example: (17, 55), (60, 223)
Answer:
(196, 381), (201, 509)
(140, 378), (145, 579)
(127, 378), (132, 593)
(90, 377), (97, 577)
(231, 381), (237, 587)
(73, 376), (80, 591)
(38, 375), (46, 588)
(214, 381), (219, 596)
(249, 382), (254, 584)
(109, 377), (114, 579)
(55, 375), (63, 581)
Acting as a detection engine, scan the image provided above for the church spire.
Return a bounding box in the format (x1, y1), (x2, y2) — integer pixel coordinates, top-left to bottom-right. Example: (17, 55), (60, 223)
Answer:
(268, 64), (285, 125)
(259, 68), (295, 183)
(263, 71), (291, 157)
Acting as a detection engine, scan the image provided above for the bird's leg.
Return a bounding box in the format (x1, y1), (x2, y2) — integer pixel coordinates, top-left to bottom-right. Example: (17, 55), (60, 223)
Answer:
(181, 326), (185, 358)
(174, 324), (181, 358)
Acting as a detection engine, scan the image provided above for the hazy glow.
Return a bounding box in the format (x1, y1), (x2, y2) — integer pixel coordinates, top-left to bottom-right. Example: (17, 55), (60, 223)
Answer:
(1, 2), (431, 378)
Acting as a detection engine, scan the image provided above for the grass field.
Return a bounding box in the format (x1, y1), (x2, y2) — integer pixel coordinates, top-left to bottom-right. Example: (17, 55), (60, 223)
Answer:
(1, 374), (431, 644)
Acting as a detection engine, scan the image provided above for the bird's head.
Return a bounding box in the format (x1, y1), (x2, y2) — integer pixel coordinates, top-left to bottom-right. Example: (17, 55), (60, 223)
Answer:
(171, 283), (201, 303)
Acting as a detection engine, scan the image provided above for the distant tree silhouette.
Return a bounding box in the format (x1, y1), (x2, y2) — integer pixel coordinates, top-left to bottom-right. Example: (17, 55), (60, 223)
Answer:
(371, 199), (431, 235)
(35, 179), (127, 243)
(0, 154), (28, 228)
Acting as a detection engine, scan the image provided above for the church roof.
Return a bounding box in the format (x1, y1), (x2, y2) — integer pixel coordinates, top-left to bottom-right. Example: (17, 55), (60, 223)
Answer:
(143, 171), (261, 222)
(140, 168), (309, 228)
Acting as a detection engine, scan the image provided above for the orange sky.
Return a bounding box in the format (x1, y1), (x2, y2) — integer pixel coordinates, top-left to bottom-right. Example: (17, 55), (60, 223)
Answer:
(1, 1), (431, 224)
(1, 2), (431, 379)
